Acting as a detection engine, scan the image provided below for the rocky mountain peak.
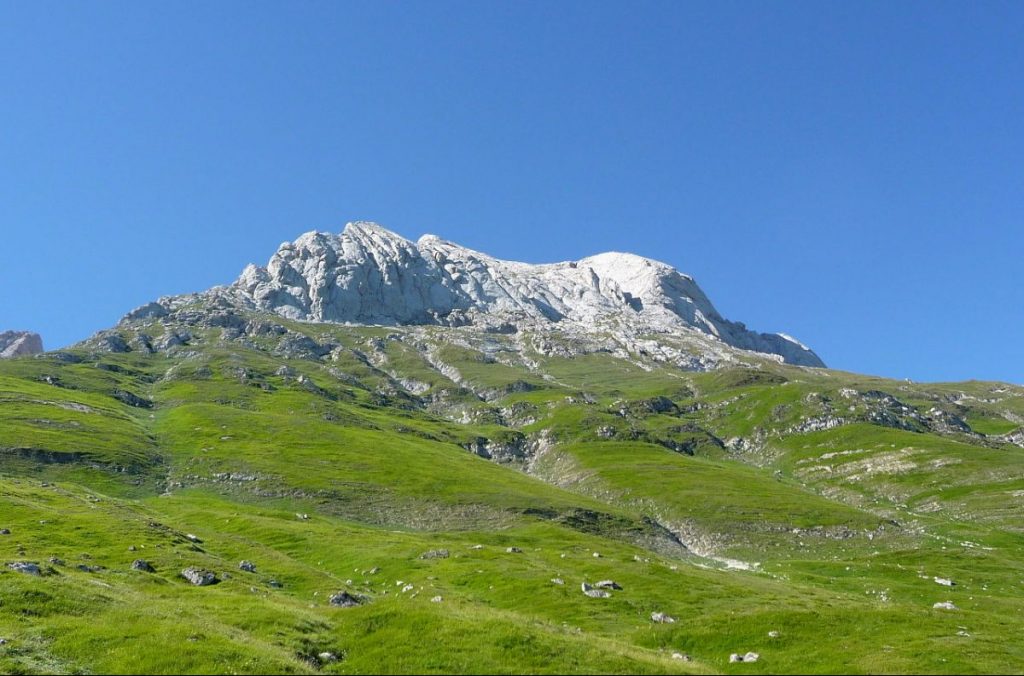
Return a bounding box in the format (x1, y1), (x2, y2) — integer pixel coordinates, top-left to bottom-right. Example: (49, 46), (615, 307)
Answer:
(223, 221), (824, 367)
(0, 330), (43, 358)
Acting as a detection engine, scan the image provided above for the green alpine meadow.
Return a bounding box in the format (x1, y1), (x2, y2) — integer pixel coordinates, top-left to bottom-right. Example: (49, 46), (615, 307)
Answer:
(1, 223), (1022, 674)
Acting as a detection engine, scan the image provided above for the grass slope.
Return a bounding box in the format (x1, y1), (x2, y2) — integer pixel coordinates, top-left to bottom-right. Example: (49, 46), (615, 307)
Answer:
(0, 315), (1022, 674)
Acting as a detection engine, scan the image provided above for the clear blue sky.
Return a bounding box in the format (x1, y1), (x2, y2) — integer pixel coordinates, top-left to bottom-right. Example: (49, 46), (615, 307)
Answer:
(1, 1), (1022, 383)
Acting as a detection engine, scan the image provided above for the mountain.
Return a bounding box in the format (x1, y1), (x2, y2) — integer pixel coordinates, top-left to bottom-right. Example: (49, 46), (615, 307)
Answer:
(1, 222), (1022, 674)
(0, 330), (42, 358)
(128, 221), (823, 367)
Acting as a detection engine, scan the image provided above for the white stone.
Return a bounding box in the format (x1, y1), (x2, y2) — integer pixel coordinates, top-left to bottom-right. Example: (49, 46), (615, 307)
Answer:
(730, 652), (760, 663)
(0, 331), (43, 358)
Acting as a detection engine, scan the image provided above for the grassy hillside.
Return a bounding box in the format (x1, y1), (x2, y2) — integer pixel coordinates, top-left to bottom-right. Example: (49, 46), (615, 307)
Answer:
(1, 313), (1022, 674)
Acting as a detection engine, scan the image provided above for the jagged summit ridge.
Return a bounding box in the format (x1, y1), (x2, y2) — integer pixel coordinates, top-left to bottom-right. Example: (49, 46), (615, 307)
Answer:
(228, 221), (823, 367)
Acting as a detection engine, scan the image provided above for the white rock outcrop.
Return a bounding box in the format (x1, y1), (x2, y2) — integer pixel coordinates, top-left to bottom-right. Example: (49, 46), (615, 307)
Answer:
(226, 222), (823, 366)
(0, 331), (43, 358)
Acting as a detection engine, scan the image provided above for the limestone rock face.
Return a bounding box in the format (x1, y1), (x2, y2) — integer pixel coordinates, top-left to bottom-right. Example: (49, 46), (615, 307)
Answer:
(227, 222), (823, 366)
(0, 331), (43, 358)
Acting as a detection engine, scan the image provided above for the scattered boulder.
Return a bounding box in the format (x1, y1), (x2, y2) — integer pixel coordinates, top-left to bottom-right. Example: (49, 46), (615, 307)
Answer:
(671, 652), (691, 661)
(420, 549), (450, 560)
(581, 582), (611, 598)
(651, 612), (675, 624)
(268, 579), (283, 589)
(430, 595), (443, 603)
(730, 652), (760, 663)
(0, 529), (10, 535)
(318, 652), (339, 663)
(768, 630), (780, 638)
(506, 547), (523, 554)
(48, 557), (65, 566)
(933, 601), (958, 610)
(239, 560), (257, 573)
(131, 559), (155, 573)
(551, 578), (565, 585)
(329, 591), (364, 607)
(7, 562), (42, 576)
(185, 534), (202, 543)
(181, 567), (218, 586)
(934, 577), (956, 587)
(594, 580), (622, 590)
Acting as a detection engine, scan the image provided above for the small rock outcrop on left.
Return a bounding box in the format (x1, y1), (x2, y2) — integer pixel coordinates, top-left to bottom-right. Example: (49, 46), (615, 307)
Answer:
(0, 331), (43, 358)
